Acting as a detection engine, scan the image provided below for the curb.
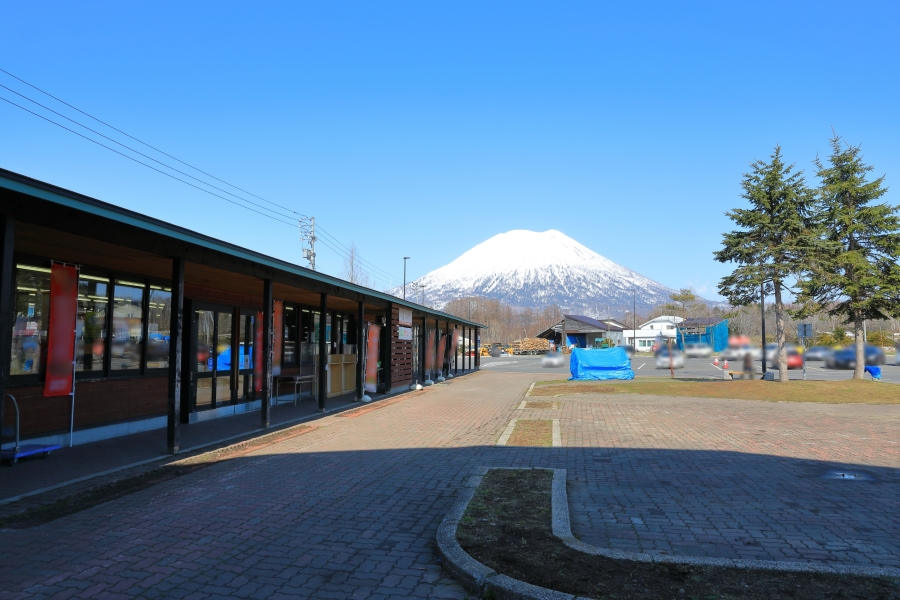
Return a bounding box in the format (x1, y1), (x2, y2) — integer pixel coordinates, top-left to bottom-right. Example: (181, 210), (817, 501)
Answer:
(438, 468), (900, 600)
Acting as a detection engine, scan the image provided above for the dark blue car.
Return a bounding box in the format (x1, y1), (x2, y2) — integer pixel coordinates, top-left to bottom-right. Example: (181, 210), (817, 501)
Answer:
(826, 345), (885, 369)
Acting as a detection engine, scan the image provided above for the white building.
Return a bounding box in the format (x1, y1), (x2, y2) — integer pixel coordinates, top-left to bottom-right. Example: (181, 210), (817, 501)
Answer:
(622, 315), (683, 351)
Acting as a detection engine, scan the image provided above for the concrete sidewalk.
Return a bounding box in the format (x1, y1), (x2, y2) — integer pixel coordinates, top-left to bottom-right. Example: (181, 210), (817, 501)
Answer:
(0, 390), (363, 505)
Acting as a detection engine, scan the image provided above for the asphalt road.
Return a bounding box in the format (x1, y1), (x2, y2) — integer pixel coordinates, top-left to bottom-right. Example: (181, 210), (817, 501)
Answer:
(480, 353), (900, 383)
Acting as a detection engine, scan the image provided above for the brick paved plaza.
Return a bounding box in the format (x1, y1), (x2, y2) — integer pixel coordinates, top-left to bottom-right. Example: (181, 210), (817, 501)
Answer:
(1, 371), (899, 599)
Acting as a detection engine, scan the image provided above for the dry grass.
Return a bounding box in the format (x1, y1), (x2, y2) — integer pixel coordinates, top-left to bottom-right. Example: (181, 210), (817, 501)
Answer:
(531, 378), (900, 404)
(523, 401), (558, 409)
(507, 419), (553, 446)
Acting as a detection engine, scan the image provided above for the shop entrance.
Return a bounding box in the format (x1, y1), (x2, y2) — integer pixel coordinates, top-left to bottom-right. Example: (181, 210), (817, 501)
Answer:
(190, 303), (257, 412)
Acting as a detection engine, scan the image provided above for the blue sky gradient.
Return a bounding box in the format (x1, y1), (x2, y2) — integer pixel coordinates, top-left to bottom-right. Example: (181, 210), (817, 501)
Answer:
(2, 1), (897, 300)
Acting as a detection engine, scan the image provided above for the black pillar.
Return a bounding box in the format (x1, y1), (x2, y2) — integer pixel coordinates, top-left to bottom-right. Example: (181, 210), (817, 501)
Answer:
(261, 279), (273, 428)
(166, 257), (184, 454)
(420, 316), (427, 382)
(475, 327), (480, 369)
(454, 325), (459, 375)
(317, 293), (327, 411)
(0, 216), (14, 445)
(465, 327), (470, 372)
(356, 300), (364, 400)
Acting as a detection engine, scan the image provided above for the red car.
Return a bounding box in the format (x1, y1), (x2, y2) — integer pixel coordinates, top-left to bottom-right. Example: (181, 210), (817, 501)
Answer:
(785, 351), (804, 370)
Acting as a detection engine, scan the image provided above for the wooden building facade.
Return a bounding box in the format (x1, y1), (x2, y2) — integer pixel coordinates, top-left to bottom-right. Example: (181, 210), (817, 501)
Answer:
(0, 169), (481, 455)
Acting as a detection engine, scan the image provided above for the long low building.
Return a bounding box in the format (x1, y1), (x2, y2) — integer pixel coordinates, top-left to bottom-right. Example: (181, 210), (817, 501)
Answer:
(0, 169), (482, 455)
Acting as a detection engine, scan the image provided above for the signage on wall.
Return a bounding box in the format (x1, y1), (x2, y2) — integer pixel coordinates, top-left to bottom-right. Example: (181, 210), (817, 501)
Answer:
(398, 326), (412, 341)
(398, 308), (413, 326)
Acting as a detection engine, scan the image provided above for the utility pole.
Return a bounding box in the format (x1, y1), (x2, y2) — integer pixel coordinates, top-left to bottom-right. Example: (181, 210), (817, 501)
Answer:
(300, 216), (316, 270)
(760, 282), (767, 375)
(403, 257), (410, 300)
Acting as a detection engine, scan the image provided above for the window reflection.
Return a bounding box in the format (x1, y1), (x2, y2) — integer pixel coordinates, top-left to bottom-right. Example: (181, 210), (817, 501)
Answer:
(76, 275), (108, 373)
(10, 265), (51, 376)
(196, 310), (214, 373)
(147, 287), (171, 369)
(111, 282), (144, 371)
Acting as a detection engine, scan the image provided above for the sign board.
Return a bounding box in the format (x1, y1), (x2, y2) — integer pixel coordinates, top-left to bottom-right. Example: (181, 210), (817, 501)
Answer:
(797, 323), (813, 339)
(397, 326), (412, 341)
(398, 308), (412, 326)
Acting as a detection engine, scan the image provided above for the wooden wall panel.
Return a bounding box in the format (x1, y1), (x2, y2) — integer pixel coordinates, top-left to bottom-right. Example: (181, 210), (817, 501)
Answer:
(4, 377), (168, 438)
(15, 222), (172, 279)
(389, 306), (413, 387)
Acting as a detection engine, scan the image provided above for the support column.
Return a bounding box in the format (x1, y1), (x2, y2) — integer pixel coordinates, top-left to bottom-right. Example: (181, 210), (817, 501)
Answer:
(0, 216), (15, 445)
(475, 327), (480, 369)
(261, 278), (273, 428)
(466, 327), (470, 372)
(420, 317), (427, 383)
(454, 325), (458, 375)
(166, 257), (184, 454)
(356, 299), (364, 401)
(317, 293), (327, 411)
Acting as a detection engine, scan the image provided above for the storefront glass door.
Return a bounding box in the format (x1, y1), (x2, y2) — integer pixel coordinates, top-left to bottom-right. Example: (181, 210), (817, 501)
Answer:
(191, 305), (255, 411)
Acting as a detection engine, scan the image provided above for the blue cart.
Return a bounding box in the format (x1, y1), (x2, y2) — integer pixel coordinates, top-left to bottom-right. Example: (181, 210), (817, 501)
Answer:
(1, 394), (61, 465)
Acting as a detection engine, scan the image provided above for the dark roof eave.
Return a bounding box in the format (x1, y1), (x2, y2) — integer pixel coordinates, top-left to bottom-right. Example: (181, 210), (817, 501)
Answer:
(0, 168), (482, 328)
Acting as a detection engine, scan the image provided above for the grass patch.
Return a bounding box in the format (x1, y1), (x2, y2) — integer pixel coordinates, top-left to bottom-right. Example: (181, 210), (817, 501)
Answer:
(457, 468), (900, 599)
(523, 401), (558, 410)
(506, 420), (552, 446)
(530, 378), (900, 404)
(0, 425), (316, 529)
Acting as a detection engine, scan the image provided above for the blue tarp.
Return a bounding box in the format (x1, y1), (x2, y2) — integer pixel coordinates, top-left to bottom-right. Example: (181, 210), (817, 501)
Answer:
(569, 347), (634, 381)
(676, 319), (729, 352)
(865, 366), (882, 380)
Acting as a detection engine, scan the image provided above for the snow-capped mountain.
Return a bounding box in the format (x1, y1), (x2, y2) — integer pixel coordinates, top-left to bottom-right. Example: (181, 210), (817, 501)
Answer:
(410, 229), (681, 316)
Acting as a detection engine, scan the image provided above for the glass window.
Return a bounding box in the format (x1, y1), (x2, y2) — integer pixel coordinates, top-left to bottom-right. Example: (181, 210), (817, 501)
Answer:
(76, 275), (109, 373)
(216, 311), (232, 372)
(283, 305), (297, 365)
(196, 310), (214, 372)
(146, 287), (171, 369)
(111, 282), (144, 371)
(10, 265), (51, 376)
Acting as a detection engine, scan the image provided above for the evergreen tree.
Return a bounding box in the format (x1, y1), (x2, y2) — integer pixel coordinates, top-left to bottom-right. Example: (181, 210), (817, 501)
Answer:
(714, 146), (816, 382)
(798, 135), (900, 379)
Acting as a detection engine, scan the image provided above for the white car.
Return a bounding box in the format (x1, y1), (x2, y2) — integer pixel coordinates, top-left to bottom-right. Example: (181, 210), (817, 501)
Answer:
(541, 352), (567, 368)
(721, 345), (762, 361)
(684, 342), (712, 358)
(655, 348), (685, 368)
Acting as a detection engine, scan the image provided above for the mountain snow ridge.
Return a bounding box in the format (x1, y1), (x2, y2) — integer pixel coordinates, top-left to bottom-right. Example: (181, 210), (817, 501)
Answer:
(413, 229), (680, 317)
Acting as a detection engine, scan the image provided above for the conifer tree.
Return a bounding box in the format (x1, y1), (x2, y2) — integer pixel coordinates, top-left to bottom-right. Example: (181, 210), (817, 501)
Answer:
(798, 135), (900, 379)
(715, 146), (816, 382)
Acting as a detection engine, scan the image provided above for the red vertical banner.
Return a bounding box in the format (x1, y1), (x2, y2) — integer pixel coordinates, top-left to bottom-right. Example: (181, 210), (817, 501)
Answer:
(424, 329), (435, 378)
(436, 334), (447, 376)
(44, 264), (78, 397)
(449, 331), (459, 363)
(254, 311), (263, 393)
(365, 323), (380, 393)
(273, 300), (283, 376)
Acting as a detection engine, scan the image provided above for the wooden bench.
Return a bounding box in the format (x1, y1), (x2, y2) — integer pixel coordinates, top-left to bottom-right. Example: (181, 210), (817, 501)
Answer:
(275, 375), (317, 405)
(727, 371), (755, 380)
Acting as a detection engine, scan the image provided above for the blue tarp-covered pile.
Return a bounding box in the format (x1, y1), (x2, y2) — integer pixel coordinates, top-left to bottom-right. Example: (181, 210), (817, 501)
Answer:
(569, 347), (634, 381)
(676, 319), (729, 352)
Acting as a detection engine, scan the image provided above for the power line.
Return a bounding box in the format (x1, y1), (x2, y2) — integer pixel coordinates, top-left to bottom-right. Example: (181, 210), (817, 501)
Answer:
(0, 95), (299, 227)
(0, 67), (299, 216)
(0, 83), (298, 222)
(0, 71), (405, 290)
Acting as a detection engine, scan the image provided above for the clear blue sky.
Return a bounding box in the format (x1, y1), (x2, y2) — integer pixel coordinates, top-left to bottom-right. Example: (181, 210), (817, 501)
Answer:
(2, 1), (897, 301)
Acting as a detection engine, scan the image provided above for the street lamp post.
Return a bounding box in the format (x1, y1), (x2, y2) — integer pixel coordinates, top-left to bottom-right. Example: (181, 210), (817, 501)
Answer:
(403, 257), (410, 300)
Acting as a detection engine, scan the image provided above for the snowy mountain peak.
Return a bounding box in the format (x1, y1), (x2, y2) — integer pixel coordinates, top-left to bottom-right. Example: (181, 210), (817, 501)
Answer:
(415, 229), (677, 316)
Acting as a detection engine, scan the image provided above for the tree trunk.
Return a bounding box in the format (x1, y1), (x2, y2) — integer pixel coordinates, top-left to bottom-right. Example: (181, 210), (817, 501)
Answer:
(853, 313), (865, 380)
(774, 281), (789, 383)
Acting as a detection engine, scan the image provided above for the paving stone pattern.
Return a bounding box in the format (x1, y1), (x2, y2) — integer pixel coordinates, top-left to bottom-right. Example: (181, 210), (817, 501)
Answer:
(1, 374), (899, 599)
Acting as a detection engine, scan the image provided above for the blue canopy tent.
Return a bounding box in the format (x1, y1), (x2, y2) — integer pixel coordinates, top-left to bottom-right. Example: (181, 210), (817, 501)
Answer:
(569, 347), (634, 381)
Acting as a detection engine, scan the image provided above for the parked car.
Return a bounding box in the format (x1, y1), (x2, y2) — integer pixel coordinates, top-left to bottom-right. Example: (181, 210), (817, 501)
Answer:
(684, 342), (712, 358)
(826, 345), (886, 369)
(803, 346), (832, 361)
(541, 352), (567, 368)
(655, 347), (685, 369)
(783, 349), (804, 370)
(721, 345), (762, 361)
(765, 342), (801, 362)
